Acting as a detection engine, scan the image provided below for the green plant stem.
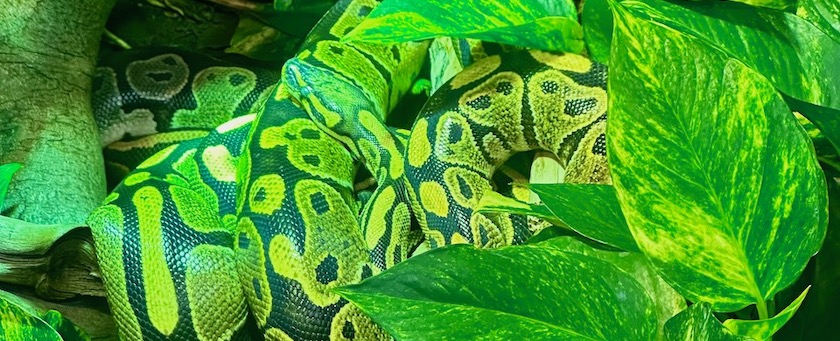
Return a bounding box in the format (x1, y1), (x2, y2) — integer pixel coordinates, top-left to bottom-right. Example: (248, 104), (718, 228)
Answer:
(757, 299), (769, 320)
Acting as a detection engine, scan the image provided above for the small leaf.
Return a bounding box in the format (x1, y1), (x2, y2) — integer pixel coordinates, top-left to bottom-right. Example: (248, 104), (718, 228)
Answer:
(0, 163), (22, 209)
(343, 0), (584, 52)
(475, 190), (564, 226)
(336, 244), (658, 340)
(723, 287), (809, 339)
(530, 184), (637, 252)
(609, 3), (827, 312)
(664, 303), (748, 340)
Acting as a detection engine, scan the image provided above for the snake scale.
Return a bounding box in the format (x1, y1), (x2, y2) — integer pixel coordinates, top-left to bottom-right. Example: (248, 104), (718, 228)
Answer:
(87, 0), (610, 339)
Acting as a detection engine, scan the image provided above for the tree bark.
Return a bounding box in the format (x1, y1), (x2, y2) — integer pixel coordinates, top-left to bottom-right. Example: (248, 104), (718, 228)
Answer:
(0, 0), (115, 224)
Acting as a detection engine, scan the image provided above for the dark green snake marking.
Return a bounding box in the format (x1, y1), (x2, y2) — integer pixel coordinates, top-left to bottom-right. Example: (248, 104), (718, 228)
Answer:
(88, 1), (612, 340)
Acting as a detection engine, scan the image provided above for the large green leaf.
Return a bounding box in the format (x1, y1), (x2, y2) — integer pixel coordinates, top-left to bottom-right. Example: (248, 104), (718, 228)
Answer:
(619, 0), (840, 111)
(342, 0), (584, 52)
(608, 3), (827, 313)
(0, 163), (21, 209)
(722, 287), (809, 339)
(729, 0), (796, 10)
(336, 244), (658, 340)
(664, 303), (747, 340)
(537, 237), (684, 338)
(797, 0), (840, 42)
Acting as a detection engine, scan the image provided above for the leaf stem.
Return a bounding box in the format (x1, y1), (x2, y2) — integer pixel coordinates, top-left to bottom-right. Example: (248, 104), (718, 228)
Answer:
(756, 299), (769, 320)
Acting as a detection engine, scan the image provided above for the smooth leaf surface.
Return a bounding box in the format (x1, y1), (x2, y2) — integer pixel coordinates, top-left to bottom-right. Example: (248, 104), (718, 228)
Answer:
(609, 3), (827, 312)
(530, 184), (637, 252)
(336, 244), (658, 340)
(582, 0), (612, 64)
(664, 303), (748, 340)
(537, 237), (685, 338)
(476, 190), (566, 226)
(0, 163), (21, 209)
(723, 287), (809, 339)
(343, 0), (584, 52)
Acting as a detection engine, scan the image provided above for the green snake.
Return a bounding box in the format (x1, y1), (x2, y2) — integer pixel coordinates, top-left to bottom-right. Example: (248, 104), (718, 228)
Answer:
(87, 0), (610, 339)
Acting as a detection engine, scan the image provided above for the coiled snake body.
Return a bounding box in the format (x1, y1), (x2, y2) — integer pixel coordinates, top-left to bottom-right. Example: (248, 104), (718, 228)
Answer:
(88, 0), (609, 339)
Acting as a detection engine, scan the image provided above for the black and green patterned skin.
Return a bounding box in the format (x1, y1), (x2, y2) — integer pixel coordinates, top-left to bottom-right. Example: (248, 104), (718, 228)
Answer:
(405, 50), (610, 248)
(93, 50), (282, 187)
(89, 114), (255, 340)
(89, 0), (416, 340)
(283, 0), (429, 269)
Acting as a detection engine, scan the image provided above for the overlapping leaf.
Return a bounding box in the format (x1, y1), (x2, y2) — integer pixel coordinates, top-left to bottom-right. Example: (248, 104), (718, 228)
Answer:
(664, 303), (747, 340)
(336, 243), (658, 340)
(0, 292), (88, 341)
(342, 0), (584, 52)
(608, 2), (827, 314)
(798, 0), (840, 42)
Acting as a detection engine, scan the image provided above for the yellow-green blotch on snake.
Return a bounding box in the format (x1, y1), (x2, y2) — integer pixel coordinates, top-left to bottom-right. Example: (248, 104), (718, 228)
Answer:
(87, 0), (610, 339)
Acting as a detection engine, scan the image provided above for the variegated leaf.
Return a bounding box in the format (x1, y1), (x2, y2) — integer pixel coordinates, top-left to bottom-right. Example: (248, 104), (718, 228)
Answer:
(336, 244), (658, 340)
(608, 3), (827, 313)
(723, 287), (809, 339)
(0, 294), (62, 341)
(664, 303), (748, 340)
(476, 190), (563, 226)
(798, 0), (840, 42)
(728, 0), (796, 10)
(342, 0), (584, 52)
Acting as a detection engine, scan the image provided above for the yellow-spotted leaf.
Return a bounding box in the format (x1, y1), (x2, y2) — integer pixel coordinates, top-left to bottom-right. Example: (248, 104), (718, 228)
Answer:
(0, 295), (60, 341)
(798, 0), (840, 42)
(664, 303), (748, 340)
(342, 0), (584, 52)
(0, 163), (21, 209)
(336, 244), (658, 340)
(728, 0), (796, 10)
(608, 3), (827, 314)
(723, 287), (809, 339)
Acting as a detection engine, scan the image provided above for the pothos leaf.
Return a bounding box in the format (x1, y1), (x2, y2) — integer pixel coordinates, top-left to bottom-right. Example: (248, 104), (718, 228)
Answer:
(0, 163), (21, 209)
(726, 0), (797, 10)
(0, 294), (62, 341)
(581, 0), (612, 64)
(336, 243), (658, 340)
(342, 0), (584, 52)
(608, 2), (826, 314)
(797, 0), (840, 42)
(664, 303), (748, 340)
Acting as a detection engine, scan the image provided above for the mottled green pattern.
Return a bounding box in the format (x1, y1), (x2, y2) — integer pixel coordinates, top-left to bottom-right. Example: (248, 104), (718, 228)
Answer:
(336, 244), (658, 340)
(664, 303), (747, 341)
(0, 295), (63, 341)
(722, 287), (809, 340)
(798, 0), (840, 42)
(476, 190), (563, 226)
(0, 162), (21, 208)
(342, 0), (584, 52)
(609, 4), (827, 312)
